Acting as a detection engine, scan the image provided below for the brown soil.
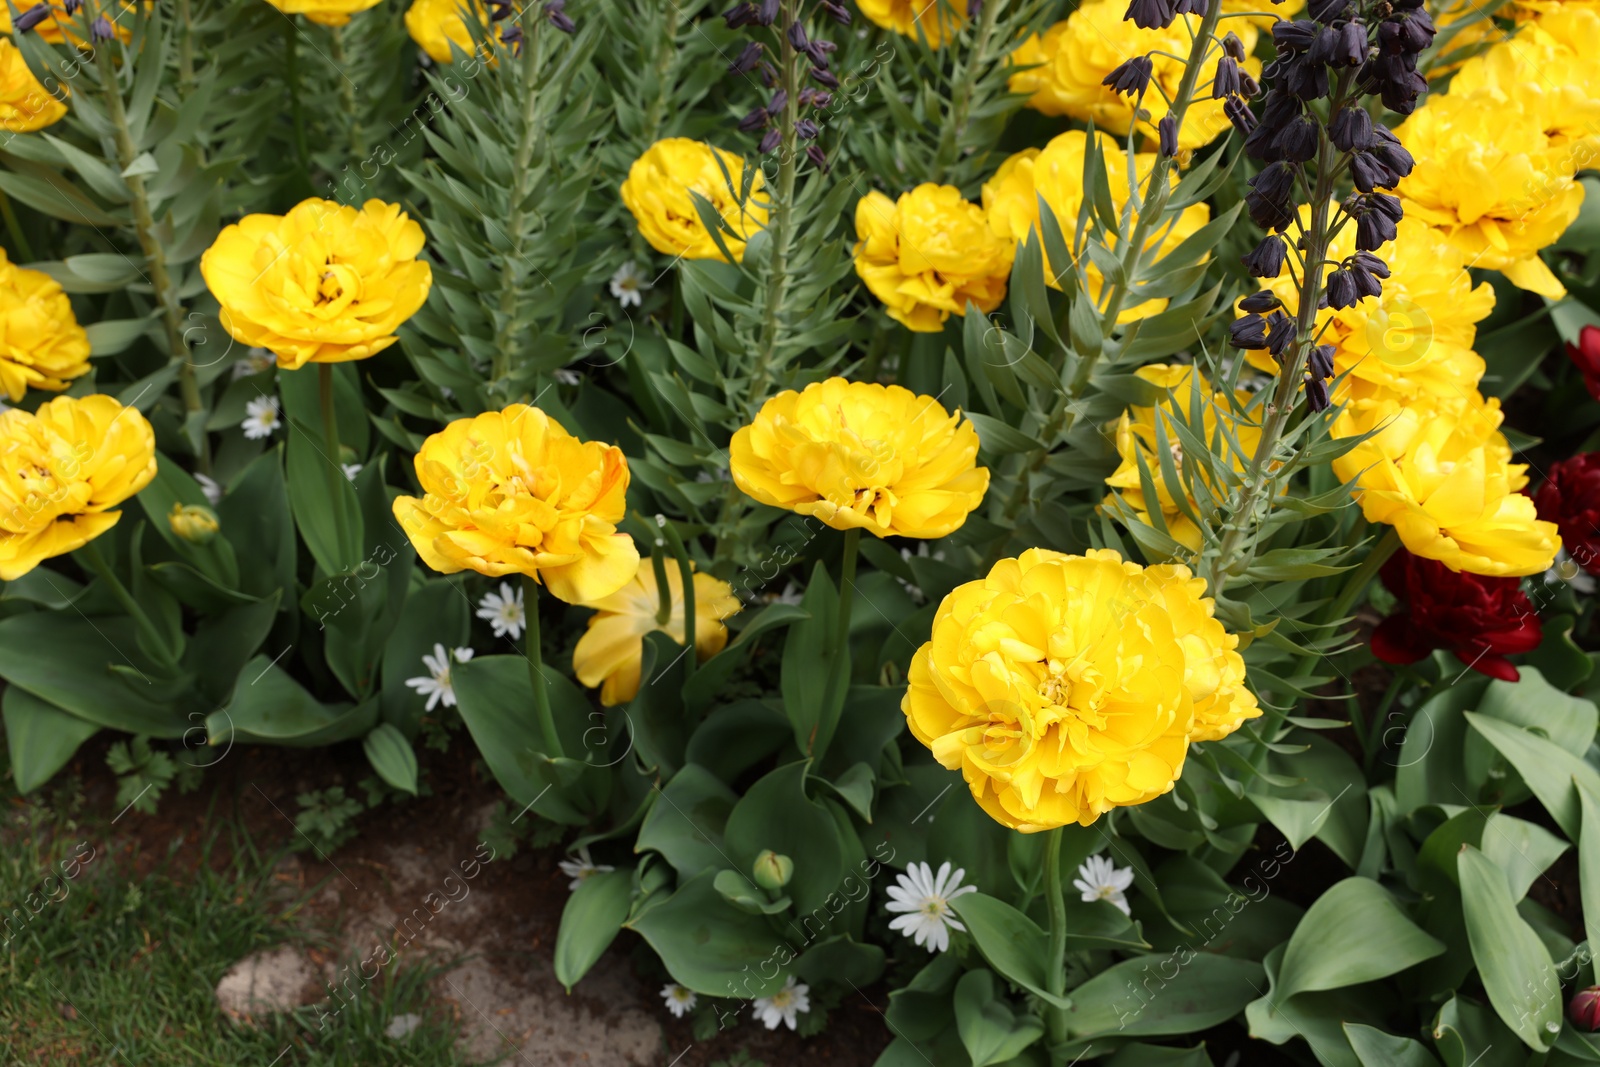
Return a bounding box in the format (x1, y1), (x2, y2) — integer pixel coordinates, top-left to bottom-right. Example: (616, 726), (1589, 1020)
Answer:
(57, 732), (892, 1067)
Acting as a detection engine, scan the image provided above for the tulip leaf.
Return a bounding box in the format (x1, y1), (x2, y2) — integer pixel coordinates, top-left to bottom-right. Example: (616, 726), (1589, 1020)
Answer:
(637, 763), (738, 877)
(626, 870), (789, 998)
(712, 868), (791, 915)
(1343, 1023), (1442, 1067)
(554, 867), (633, 992)
(795, 934), (886, 989)
(722, 760), (844, 917)
(378, 578), (470, 736)
(1579, 781), (1600, 985)
(781, 562), (850, 763)
(214, 655), (377, 746)
(682, 602), (808, 713)
(1464, 711), (1600, 838)
(362, 723), (418, 795)
(284, 419), (364, 577)
(953, 969), (1046, 1067)
(1458, 844), (1561, 1051)
(2, 687), (100, 794)
(947, 893), (1069, 1009)
(1064, 952), (1265, 1041)
(626, 629), (691, 776)
(1270, 877), (1443, 1002)
(0, 613), (187, 737)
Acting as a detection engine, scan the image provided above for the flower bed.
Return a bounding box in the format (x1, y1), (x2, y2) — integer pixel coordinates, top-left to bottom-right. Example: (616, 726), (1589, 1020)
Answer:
(1, 0), (1599, 1063)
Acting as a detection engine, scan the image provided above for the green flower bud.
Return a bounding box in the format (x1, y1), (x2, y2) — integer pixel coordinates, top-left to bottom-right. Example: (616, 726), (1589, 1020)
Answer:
(752, 850), (793, 890)
(168, 502), (219, 545)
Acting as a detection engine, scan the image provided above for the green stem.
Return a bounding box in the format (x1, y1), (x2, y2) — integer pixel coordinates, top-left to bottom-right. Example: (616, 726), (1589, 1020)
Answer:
(523, 574), (563, 758)
(836, 527), (860, 655)
(1326, 527), (1399, 628)
(1043, 826), (1069, 1062)
(329, 24), (365, 160)
(748, 0), (800, 406)
(639, 0), (684, 144)
(932, 0), (1004, 179)
(1203, 68), (1355, 597)
(998, 0), (1222, 529)
(284, 19), (312, 177)
(660, 520), (699, 680)
(79, 539), (176, 665)
(491, 13), (545, 390)
(650, 544), (673, 625)
(96, 28), (208, 472)
(318, 364), (351, 560)
(177, 0), (195, 95)
(0, 190), (33, 262)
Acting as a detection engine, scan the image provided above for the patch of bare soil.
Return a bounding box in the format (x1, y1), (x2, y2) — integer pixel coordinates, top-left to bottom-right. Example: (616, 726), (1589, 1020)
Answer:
(64, 734), (892, 1067)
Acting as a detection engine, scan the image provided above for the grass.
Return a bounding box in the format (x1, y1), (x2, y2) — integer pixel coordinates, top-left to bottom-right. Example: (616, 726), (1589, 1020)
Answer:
(0, 766), (481, 1066)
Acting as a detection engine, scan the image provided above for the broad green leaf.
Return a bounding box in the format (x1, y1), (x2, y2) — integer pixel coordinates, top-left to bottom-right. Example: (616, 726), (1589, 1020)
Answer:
(1395, 677), (1492, 814)
(1458, 844), (1561, 1051)
(1579, 781), (1600, 984)
(1344, 1023), (1442, 1067)
(637, 763), (738, 877)
(953, 969), (1045, 1067)
(1105, 1045), (1214, 1066)
(1431, 995), (1525, 1067)
(1064, 953), (1264, 1040)
(1465, 711), (1600, 837)
(722, 760), (844, 917)
(782, 563), (849, 762)
(625, 871), (788, 998)
(0, 613), (186, 737)
(712, 868), (790, 914)
(1273, 877), (1445, 1001)
(213, 656), (376, 746)
(1480, 814), (1567, 902)
(794, 935), (886, 989)
(2, 687), (99, 794)
(362, 723), (418, 795)
(682, 602), (807, 711)
(554, 868), (632, 991)
(948, 893), (1069, 1009)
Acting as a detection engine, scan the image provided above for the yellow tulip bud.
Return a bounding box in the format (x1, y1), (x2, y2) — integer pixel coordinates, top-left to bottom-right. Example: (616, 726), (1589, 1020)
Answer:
(752, 850), (793, 890)
(169, 502), (219, 546)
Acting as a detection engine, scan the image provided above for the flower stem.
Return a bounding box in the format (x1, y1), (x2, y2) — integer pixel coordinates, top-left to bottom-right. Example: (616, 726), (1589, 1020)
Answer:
(0, 190), (33, 262)
(523, 573), (563, 758)
(999, 0), (1221, 530)
(651, 546), (674, 625)
(932, 0), (1005, 180)
(1043, 825), (1069, 1061)
(318, 363), (351, 561)
(660, 519), (699, 681)
(491, 14), (545, 391)
(177, 0), (196, 96)
(1203, 69), (1355, 597)
(329, 24), (365, 161)
(749, 0), (800, 407)
(836, 527), (860, 656)
(95, 27), (208, 473)
(1326, 526), (1399, 629)
(79, 539), (176, 666)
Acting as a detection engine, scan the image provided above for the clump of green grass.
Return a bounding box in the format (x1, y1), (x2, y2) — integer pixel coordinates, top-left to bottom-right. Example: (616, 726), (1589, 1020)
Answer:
(0, 773), (477, 1066)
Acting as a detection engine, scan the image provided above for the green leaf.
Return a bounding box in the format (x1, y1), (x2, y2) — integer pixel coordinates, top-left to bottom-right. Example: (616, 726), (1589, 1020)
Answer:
(637, 763), (738, 876)
(947, 893), (1069, 1009)
(794, 935), (886, 989)
(625, 871), (789, 998)
(554, 868), (632, 992)
(953, 969), (1045, 1067)
(450, 655), (598, 826)
(0, 613), (186, 737)
(1458, 844), (1561, 1051)
(362, 723), (418, 795)
(1464, 711), (1600, 838)
(213, 656), (376, 746)
(722, 760), (844, 917)
(712, 868), (790, 914)
(1272, 877), (1445, 1001)
(1343, 1023), (1441, 1067)
(782, 563), (849, 762)
(85, 317), (155, 357)
(1579, 781), (1600, 985)
(682, 602), (807, 711)
(1479, 813), (1567, 902)
(285, 422), (363, 576)
(2, 687), (99, 794)
(1063, 953), (1265, 1041)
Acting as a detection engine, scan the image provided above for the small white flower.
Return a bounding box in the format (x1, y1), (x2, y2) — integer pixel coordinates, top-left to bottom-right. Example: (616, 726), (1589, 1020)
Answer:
(751, 976), (810, 1031)
(765, 580), (804, 606)
(403, 643), (475, 712)
(1074, 854), (1135, 917)
(885, 860), (976, 953)
(384, 1012), (422, 1039)
(660, 983), (697, 1018)
(609, 261), (652, 308)
(242, 395), (281, 440)
(475, 581), (526, 640)
(195, 472), (223, 506)
(342, 462), (363, 482)
(553, 368), (582, 386)
(232, 347), (276, 379)
(557, 846), (615, 892)
(1545, 550), (1597, 594)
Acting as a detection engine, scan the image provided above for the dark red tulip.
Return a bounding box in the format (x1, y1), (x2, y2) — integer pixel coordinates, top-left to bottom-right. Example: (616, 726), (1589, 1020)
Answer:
(1369, 550), (1541, 682)
(1535, 453), (1600, 577)
(1567, 324), (1600, 402)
